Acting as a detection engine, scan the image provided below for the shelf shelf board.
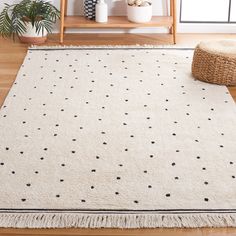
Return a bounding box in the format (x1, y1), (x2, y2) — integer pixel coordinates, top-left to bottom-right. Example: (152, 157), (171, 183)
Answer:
(64, 16), (173, 28)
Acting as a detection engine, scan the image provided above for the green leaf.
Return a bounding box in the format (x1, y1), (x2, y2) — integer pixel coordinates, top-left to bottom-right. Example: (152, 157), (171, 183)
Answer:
(0, 0), (60, 40)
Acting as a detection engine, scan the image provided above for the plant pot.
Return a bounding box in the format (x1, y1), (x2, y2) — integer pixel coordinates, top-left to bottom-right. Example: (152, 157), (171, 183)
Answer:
(19, 23), (48, 44)
(127, 4), (152, 23)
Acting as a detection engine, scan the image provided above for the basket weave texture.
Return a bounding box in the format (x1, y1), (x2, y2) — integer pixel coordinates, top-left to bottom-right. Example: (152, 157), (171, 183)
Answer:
(192, 45), (236, 86)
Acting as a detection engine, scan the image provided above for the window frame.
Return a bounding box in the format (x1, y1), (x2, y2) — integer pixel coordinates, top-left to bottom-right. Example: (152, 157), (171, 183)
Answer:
(179, 0), (236, 24)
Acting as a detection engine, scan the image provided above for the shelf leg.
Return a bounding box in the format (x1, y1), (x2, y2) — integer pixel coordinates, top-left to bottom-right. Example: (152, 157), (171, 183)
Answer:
(64, 0), (68, 34)
(169, 0), (174, 34)
(60, 0), (65, 43)
(172, 0), (177, 44)
(64, 0), (68, 16)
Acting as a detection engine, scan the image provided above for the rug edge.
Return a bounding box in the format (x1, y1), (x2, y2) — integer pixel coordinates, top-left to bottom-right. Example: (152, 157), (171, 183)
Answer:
(29, 44), (195, 50)
(1, 213), (236, 228)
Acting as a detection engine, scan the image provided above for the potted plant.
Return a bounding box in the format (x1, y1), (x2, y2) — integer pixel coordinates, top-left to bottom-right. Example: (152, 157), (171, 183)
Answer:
(127, 0), (152, 23)
(0, 0), (60, 44)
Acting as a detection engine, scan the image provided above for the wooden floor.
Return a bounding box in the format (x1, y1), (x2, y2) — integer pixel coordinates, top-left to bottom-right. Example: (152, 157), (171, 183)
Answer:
(0, 33), (236, 236)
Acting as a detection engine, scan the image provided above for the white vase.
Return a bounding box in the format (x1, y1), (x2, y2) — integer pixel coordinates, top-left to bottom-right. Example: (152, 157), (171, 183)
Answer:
(19, 22), (48, 44)
(95, 0), (108, 23)
(127, 4), (152, 23)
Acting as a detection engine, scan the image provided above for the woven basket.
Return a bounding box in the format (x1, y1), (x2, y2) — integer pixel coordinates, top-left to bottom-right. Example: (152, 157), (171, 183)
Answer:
(192, 44), (236, 86)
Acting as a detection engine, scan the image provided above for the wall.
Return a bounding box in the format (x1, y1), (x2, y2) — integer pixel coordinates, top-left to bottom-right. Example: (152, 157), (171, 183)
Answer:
(0, 0), (236, 33)
(52, 0), (168, 16)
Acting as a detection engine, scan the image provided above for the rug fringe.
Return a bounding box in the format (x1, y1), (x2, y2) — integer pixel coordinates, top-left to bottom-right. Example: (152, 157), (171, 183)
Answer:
(1, 213), (236, 228)
(29, 44), (195, 50)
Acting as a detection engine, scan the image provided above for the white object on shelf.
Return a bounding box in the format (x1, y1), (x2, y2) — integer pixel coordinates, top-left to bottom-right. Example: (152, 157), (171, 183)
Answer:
(127, 4), (152, 23)
(95, 0), (108, 23)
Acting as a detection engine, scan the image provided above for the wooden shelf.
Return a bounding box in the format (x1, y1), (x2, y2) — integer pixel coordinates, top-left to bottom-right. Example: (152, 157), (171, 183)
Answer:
(64, 16), (174, 28)
(60, 0), (177, 44)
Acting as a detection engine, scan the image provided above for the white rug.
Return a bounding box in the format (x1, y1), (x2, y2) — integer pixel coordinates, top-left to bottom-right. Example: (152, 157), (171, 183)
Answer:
(0, 46), (236, 228)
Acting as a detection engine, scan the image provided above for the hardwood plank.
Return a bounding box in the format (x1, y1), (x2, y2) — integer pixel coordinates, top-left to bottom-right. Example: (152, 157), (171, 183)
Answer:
(202, 228), (236, 236)
(64, 16), (173, 28)
(0, 228), (203, 236)
(228, 87), (236, 102)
